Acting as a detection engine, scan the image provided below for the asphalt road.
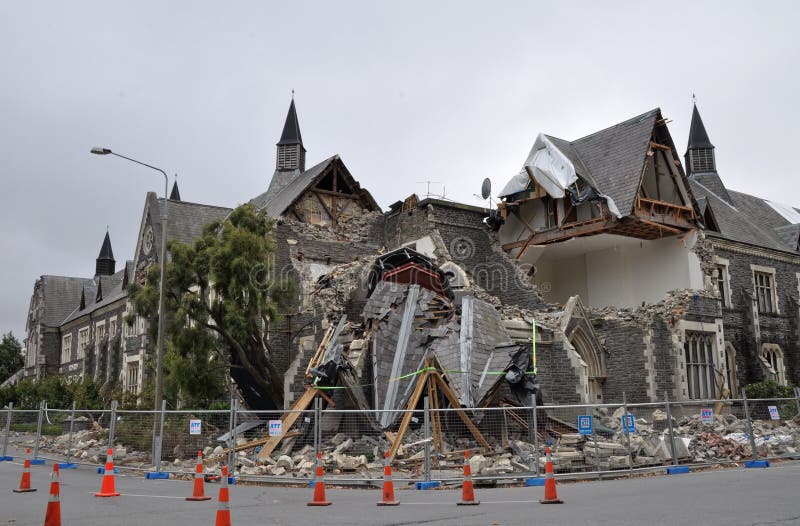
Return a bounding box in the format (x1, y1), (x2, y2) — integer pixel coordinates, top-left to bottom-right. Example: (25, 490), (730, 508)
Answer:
(1, 457), (799, 525)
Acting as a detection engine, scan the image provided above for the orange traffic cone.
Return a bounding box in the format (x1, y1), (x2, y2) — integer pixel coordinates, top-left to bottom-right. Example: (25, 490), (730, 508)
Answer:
(13, 447), (37, 493)
(94, 448), (120, 497)
(44, 464), (62, 526)
(540, 447), (563, 504)
(307, 452), (331, 506)
(186, 451), (211, 501)
(457, 451), (479, 506)
(377, 451), (399, 506)
(214, 466), (231, 526)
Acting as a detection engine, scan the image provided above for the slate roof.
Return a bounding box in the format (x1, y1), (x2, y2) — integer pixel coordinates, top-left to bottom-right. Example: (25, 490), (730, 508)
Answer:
(533, 109), (660, 216)
(250, 155), (381, 219)
(691, 172), (732, 205)
(250, 156), (337, 217)
(151, 198), (233, 251)
(61, 265), (130, 325)
(39, 276), (95, 327)
(689, 180), (799, 253)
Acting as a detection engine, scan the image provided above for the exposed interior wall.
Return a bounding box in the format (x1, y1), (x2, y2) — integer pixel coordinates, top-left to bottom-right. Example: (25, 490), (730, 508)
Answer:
(532, 234), (704, 307)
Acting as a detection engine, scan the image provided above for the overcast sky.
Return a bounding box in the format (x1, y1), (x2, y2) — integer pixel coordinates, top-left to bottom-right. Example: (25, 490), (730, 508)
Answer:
(1, 1), (798, 342)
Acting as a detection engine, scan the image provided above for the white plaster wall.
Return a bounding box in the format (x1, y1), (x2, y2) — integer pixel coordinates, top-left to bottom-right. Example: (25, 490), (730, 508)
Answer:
(535, 235), (703, 307)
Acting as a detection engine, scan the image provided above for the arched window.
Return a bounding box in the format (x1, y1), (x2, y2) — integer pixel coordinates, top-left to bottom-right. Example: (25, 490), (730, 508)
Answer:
(724, 342), (738, 397)
(684, 332), (717, 400)
(570, 328), (605, 403)
(759, 344), (786, 386)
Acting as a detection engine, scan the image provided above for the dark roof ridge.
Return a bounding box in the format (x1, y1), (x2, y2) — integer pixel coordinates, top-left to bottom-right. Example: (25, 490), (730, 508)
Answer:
(156, 197), (232, 211)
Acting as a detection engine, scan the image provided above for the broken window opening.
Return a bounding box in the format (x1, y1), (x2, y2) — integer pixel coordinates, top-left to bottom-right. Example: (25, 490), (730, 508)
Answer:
(759, 344), (786, 386)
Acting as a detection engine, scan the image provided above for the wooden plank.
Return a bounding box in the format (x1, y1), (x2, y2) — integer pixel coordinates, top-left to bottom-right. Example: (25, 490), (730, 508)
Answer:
(389, 368), (431, 461)
(256, 387), (318, 460)
(432, 372), (490, 449)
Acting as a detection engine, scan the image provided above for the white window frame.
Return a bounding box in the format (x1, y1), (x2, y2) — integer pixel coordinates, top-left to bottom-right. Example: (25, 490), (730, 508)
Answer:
(751, 264), (779, 314)
(77, 327), (89, 359)
(678, 320), (724, 401)
(759, 344), (786, 386)
(724, 342), (738, 397)
(713, 257), (732, 309)
(125, 360), (140, 394)
(109, 316), (117, 338)
(61, 334), (72, 364)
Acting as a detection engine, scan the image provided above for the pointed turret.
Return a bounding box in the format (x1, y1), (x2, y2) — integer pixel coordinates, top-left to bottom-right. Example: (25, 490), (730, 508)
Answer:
(685, 104), (716, 175)
(275, 97), (306, 172)
(169, 180), (181, 201)
(95, 232), (116, 277)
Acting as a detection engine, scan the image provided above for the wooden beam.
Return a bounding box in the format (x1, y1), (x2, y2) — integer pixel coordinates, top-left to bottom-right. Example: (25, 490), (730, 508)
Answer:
(649, 141), (672, 151)
(389, 368), (431, 462)
(432, 372), (490, 450)
(502, 217), (611, 250)
(312, 188), (360, 199)
(256, 387), (319, 460)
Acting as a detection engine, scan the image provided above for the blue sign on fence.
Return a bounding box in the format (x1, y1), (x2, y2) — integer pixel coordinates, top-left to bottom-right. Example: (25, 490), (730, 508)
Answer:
(578, 415), (593, 435)
(622, 413), (635, 433)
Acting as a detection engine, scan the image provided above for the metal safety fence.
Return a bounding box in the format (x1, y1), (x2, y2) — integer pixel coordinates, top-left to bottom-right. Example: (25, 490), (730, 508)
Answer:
(2, 388), (799, 484)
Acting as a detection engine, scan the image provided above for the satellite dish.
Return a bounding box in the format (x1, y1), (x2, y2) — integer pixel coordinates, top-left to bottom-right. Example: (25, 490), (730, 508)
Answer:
(480, 178), (492, 200)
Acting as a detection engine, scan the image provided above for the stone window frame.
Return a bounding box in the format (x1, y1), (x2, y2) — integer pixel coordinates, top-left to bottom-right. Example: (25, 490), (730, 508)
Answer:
(759, 344), (787, 386)
(61, 334), (72, 364)
(109, 316), (117, 338)
(77, 327), (89, 360)
(750, 264), (779, 314)
(95, 320), (106, 342)
(678, 320), (725, 401)
(724, 342), (738, 397)
(713, 256), (732, 309)
(125, 359), (140, 394)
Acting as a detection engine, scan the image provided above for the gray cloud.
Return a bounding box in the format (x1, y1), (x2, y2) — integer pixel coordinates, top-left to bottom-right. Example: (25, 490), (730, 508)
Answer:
(1, 1), (798, 340)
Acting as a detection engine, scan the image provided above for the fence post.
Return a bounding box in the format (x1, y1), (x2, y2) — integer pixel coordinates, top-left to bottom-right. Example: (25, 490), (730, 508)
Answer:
(622, 392), (633, 478)
(33, 400), (44, 462)
(423, 396), (431, 483)
(593, 420), (601, 480)
(794, 387), (800, 417)
(226, 397), (236, 470)
(65, 401), (76, 465)
(664, 390), (678, 466)
(742, 390), (759, 461)
(1, 402), (12, 461)
(530, 393), (539, 476)
(313, 397), (321, 461)
(107, 400), (118, 452)
(153, 399), (166, 472)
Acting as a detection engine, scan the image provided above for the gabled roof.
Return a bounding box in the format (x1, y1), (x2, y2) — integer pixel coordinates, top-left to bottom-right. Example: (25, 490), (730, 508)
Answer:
(277, 99), (304, 147)
(39, 276), (95, 327)
(249, 155), (381, 218)
(691, 172), (732, 204)
(60, 265), (130, 325)
(687, 104), (714, 150)
(571, 109), (660, 216)
(151, 197), (233, 251)
(689, 180), (799, 253)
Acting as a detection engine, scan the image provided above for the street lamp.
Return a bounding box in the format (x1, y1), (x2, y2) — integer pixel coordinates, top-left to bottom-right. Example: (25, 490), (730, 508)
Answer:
(90, 147), (169, 455)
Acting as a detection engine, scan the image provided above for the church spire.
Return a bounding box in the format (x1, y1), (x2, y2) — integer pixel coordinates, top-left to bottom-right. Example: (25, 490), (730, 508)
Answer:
(276, 96), (306, 172)
(95, 231), (116, 277)
(685, 103), (716, 175)
(169, 180), (181, 201)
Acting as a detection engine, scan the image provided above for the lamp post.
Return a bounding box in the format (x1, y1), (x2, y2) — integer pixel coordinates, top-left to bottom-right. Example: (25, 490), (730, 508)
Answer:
(90, 147), (169, 437)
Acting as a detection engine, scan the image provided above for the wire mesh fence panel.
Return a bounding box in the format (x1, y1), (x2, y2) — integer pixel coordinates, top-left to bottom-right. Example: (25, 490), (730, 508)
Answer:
(113, 409), (157, 469)
(746, 397), (799, 460)
(7, 410), (41, 455)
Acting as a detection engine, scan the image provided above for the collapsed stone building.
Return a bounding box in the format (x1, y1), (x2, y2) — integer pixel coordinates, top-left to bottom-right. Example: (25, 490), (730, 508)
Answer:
(18, 100), (800, 420)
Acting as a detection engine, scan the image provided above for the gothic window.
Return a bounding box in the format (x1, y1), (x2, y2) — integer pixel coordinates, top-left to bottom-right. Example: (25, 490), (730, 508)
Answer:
(754, 270), (777, 313)
(109, 317), (117, 337)
(684, 331), (717, 400)
(759, 345), (786, 386)
(96, 322), (106, 342)
(61, 334), (72, 364)
(126, 362), (140, 394)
